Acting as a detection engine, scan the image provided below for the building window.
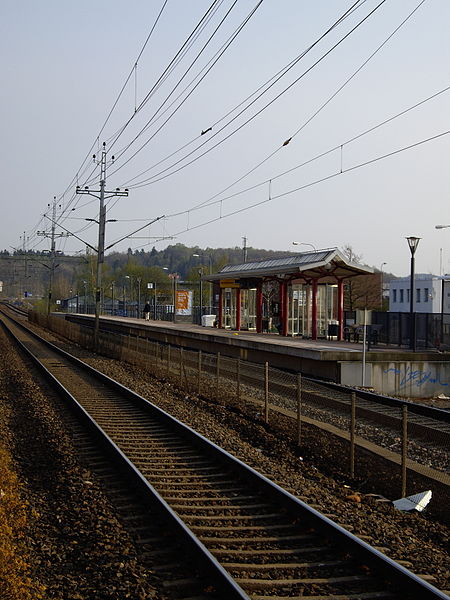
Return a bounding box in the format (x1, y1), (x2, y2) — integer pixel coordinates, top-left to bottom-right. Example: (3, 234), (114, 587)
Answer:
(416, 288), (421, 302)
(400, 289), (404, 303)
(393, 289), (397, 303)
(407, 289), (410, 303)
(424, 288), (429, 302)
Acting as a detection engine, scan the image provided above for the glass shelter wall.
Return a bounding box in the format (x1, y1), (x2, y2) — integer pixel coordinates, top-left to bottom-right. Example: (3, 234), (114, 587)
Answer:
(221, 288), (237, 329)
(288, 283), (337, 337)
(240, 288), (257, 330)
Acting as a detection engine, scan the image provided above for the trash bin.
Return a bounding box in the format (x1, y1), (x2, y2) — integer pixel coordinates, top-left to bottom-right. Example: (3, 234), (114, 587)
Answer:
(201, 314), (216, 327)
(327, 323), (339, 338)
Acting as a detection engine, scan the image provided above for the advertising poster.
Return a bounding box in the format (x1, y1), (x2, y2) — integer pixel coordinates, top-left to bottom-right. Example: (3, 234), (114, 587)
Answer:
(175, 290), (193, 315)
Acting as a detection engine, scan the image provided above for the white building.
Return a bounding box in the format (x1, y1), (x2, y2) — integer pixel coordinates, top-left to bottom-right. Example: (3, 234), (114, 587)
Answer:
(389, 274), (450, 313)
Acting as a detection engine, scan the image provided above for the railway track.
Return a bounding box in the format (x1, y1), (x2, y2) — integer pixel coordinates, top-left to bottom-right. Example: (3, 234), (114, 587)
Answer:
(1, 312), (448, 600)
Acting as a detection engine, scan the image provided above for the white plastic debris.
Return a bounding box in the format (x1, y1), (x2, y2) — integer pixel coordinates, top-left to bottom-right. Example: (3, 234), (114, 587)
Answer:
(392, 490), (432, 512)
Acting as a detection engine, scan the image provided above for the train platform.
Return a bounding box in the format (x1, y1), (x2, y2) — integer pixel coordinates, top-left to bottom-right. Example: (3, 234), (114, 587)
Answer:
(64, 313), (450, 398)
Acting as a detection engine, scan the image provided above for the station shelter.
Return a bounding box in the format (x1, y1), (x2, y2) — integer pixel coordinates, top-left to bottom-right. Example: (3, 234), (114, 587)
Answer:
(207, 248), (373, 340)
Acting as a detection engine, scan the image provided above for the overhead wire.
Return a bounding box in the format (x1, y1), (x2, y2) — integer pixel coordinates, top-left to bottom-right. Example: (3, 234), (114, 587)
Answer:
(120, 0), (368, 187)
(107, 0), (224, 152)
(29, 0), (171, 239)
(184, 0), (428, 211)
(120, 0), (377, 188)
(108, 0), (262, 175)
(140, 129), (450, 248)
(162, 84), (450, 217)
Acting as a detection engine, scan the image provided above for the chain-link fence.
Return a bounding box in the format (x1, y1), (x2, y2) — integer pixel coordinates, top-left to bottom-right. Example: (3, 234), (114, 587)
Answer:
(29, 311), (450, 504)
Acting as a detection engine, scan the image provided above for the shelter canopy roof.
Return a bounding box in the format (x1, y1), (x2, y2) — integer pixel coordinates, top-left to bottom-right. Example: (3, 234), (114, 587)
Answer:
(207, 248), (373, 282)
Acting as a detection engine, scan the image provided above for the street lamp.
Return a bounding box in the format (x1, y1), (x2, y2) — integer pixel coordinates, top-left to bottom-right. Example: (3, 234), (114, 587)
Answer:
(83, 280), (87, 313)
(198, 267), (204, 324)
(292, 242), (317, 252)
(110, 281), (115, 316)
(137, 277), (142, 318)
(380, 262), (387, 309)
(193, 253), (213, 310)
(406, 236), (420, 351)
(168, 273), (179, 323)
(125, 275), (133, 317)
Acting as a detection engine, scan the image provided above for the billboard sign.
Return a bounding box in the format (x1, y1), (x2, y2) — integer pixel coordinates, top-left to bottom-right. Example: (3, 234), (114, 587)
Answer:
(175, 290), (193, 315)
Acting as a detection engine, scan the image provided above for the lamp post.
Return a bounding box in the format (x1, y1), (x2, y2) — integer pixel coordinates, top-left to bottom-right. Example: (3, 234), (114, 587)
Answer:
(83, 280), (87, 313)
(435, 225), (449, 345)
(193, 253), (213, 310)
(380, 262), (387, 310)
(111, 281), (115, 316)
(198, 267), (204, 324)
(292, 241), (317, 252)
(137, 277), (142, 318)
(406, 236), (420, 351)
(125, 275), (133, 317)
(169, 273), (179, 323)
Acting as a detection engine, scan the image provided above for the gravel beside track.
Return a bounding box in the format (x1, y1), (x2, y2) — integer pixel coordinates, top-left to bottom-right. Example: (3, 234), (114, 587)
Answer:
(2, 315), (450, 596)
(0, 327), (170, 599)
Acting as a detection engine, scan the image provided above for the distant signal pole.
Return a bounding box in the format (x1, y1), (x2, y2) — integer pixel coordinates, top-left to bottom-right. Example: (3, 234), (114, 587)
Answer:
(76, 142), (128, 349)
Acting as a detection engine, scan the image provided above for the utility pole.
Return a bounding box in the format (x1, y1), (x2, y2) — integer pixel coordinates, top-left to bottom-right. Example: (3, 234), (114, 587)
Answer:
(242, 236), (248, 263)
(76, 142), (128, 348)
(20, 231), (29, 298)
(37, 197), (70, 314)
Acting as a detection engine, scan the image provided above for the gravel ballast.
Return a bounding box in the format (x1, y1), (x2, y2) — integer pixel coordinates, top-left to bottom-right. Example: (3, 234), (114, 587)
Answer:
(2, 317), (449, 595)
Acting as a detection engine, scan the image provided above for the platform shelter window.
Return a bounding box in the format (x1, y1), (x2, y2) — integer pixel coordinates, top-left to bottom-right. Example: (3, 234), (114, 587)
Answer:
(288, 284), (311, 336)
(240, 288), (257, 330)
(222, 288), (237, 329)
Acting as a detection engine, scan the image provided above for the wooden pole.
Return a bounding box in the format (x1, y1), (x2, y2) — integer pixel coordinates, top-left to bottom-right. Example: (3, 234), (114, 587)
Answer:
(264, 362), (269, 423)
(197, 350), (202, 394)
(216, 352), (220, 399)
(236, 357), (241, 403)
(296, 373), (302, 446)
(350, 392), (356, 478)
(402, 405), (408, 497)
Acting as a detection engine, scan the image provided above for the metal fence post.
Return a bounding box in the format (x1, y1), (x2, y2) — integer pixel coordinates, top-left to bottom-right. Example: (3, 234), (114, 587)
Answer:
(167, 345), (171, 377)
(296, 373), (302, 446)
(264, 362), (269, 423)
(216, 352), (221, 398)
(236, 357), (241, 403)
(197, 350), (202, 395)
(180, 347), (183, 386)
(402, 405), (408, 497)
(350, 392), (356, 478)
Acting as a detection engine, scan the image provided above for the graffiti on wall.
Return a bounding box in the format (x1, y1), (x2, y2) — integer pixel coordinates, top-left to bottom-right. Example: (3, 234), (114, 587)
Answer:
(383, 367), (449, 389)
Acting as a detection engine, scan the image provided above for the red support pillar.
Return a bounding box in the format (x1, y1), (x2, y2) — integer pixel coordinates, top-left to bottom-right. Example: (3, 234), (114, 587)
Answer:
(338, 279), (344, 341)
(311, 279), (318, 340)
(256, 283), (263, 333)
(218, 287), (223, 328)
(236, 288), (241, 331)
(281, 281), (289, 336)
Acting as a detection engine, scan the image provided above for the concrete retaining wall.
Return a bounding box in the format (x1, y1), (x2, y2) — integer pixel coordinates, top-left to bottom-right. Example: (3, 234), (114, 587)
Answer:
(340, 360), (450, 398)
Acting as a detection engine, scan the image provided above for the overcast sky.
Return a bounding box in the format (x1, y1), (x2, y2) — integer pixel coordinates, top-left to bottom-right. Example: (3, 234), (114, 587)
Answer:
(1, 0), (449, 276)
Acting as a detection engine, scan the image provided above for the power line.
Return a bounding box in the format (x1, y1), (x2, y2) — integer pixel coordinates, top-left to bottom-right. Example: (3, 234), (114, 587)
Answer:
(123, 0), (381, 189)
(139, 129), (450, 248)
(108, 0), (257, 176)
(184, 0), (428, 212)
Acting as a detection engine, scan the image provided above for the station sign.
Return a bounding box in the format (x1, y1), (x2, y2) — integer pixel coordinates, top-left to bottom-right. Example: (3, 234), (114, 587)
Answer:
(220, 279), (239, 288)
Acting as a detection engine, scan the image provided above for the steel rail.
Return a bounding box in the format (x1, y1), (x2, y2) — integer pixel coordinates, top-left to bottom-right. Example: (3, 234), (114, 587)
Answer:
(1, 311), (449, 600)
(0, 314), (249, 600)
(65, 313), (450, 424)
